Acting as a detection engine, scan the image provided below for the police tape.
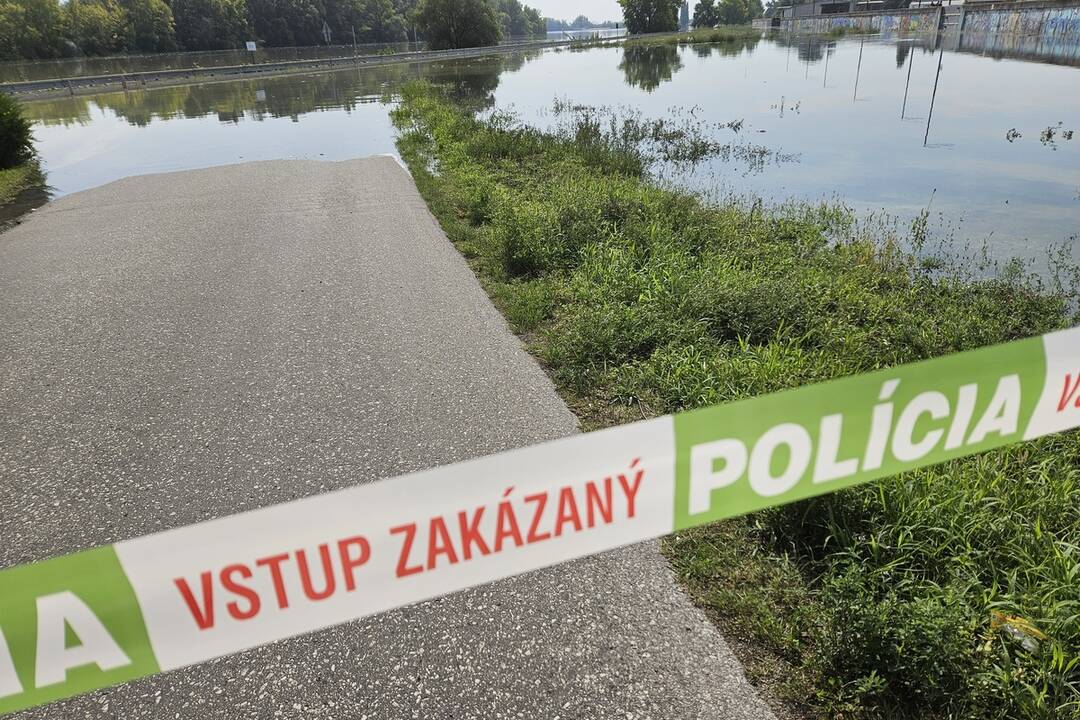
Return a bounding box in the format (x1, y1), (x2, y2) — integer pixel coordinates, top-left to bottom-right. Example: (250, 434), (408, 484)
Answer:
(3, 327), (1080, 714)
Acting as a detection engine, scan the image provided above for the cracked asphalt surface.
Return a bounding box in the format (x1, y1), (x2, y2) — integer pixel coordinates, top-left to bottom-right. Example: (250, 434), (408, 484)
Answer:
(0, 157), (776, 719)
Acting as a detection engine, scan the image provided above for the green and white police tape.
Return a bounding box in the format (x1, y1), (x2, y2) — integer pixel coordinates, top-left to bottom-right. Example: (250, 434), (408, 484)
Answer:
(3, 327), (1080, 714)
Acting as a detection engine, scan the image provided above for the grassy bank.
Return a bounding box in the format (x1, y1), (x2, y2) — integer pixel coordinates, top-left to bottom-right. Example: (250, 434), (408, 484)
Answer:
(0, 92), (43, 222)
(0, 161), (43, 207)
(624, 25), (763, 47)
(390, 82), (1080, 719)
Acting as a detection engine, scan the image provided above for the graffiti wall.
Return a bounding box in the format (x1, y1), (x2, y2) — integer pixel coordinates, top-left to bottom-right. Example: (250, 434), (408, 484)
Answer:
(780, 9), (939, 34)
(962, 3), (1080, 40)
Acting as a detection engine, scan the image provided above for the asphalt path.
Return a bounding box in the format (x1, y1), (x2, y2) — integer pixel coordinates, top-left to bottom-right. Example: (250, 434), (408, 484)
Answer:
(0, 158), (776, 719)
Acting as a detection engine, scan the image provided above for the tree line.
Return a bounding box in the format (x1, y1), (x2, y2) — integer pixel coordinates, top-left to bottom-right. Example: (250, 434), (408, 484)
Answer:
(617, 0), (762, 34)
(0, 0), (545, 60)
(544, 15), (619, 31)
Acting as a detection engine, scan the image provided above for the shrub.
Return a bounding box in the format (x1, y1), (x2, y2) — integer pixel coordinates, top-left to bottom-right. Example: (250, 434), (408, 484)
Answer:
(0, 94), (34, 170)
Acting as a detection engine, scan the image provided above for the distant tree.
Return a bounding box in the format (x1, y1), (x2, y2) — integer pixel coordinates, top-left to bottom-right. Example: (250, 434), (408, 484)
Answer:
(717, 0), (761, 24)
(618, 0), (680, 34)
(692, 0), (717, 27)
(491, 0), (545, 37)
(415, 0), (500, 49)
(0, 0), (66, 59)
(523, 5), (546, 35)
(63, 0), (129, 55)
(117, 0), (176, 51)
(248, 0), (323, 46)
(172, 0), (249, 49)
(333, 0), (411, 42)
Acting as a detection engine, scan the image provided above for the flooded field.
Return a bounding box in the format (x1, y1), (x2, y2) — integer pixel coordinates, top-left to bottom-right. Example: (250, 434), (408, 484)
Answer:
(19, 31), (1080, 265)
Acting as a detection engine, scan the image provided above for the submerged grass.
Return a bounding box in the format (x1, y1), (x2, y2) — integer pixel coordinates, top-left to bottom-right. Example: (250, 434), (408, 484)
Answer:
(624, 25), (763, 47)
(390, 82), (1080, 719)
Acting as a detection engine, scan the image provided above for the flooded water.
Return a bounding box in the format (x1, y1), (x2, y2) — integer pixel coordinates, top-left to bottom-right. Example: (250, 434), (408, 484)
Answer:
(19, 32), (1080, 264)
(0, 42), (422, 84)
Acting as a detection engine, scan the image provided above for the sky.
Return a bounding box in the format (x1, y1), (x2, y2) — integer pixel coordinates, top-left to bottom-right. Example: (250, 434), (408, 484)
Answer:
(530, 0), (623, 22)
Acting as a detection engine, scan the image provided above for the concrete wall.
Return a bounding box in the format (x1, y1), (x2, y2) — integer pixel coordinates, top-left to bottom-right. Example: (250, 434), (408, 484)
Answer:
(778, 8), (940, 33)
(961, 1), (1080, 40)
(772, 0), (1080, 38)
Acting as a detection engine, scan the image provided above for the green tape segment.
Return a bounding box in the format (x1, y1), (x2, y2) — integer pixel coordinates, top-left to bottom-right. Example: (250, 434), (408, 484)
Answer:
(0, 547), (159, 714)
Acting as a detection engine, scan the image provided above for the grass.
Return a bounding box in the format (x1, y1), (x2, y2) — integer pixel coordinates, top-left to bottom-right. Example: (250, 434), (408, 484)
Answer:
(0, 161), (43, 207)
(389, 81), (1080, 719)
(624, 25), (763, 48)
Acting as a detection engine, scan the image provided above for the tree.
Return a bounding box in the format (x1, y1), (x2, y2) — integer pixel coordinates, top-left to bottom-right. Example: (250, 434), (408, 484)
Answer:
(118, 0), (176, 51)
(248, 0), (324, 46)
(692, 0), (717, 28)
(64, 0), (129, 56)
(491, 0), (544, 38)
(414, 0), (500, 50)
(0, 0), (66, 60)
(618, 0), (679, 34)
(717, 0), (761, 24)
(171, 0), (250, 50)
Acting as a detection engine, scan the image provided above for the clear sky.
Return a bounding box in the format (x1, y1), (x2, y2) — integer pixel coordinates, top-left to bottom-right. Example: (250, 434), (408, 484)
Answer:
(531, 0), (624, 23)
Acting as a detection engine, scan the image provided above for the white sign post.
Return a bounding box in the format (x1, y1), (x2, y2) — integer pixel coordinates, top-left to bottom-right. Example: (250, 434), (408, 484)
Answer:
(245, 40), (257, 64)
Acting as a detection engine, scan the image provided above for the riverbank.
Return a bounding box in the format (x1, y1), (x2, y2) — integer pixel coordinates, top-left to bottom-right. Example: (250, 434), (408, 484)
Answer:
(390, 81), (1080, 719)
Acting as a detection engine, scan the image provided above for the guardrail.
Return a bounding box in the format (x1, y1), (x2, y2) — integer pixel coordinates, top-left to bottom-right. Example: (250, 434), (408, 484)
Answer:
(0, 35), (627, 97)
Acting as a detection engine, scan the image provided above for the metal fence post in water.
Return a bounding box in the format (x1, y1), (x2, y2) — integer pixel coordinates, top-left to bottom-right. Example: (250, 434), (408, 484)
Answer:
(924, 43), (945, 146)
(901, 43), (915, 118)
(853, 37), (864, 101)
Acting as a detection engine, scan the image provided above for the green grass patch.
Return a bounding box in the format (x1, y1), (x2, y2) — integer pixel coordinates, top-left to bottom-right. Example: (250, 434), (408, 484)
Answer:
(0, 161), (43, 207)
(390, 82), (1080, 719)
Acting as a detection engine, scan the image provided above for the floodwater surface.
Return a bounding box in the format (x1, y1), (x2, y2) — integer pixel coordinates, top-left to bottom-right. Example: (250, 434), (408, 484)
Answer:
(20, 32), (1080, 264)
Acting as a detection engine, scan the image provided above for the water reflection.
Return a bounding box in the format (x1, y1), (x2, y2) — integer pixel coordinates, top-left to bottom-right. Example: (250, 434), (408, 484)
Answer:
(687, 35), (761, 58)
(948, 29), (1080, 67)
(618, 45), (683, 92)
(25, 53), (531, 128)
(19, 33), (1080, 265)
